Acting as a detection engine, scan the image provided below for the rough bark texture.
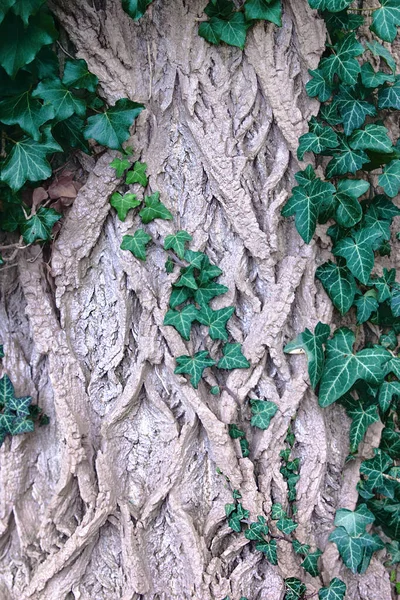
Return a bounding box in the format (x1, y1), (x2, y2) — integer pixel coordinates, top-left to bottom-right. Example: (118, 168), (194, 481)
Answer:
(0, 1), (398, 599)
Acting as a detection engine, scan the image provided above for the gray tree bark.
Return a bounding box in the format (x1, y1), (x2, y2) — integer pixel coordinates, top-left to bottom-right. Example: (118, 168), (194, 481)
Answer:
(0, 1), (397, 599)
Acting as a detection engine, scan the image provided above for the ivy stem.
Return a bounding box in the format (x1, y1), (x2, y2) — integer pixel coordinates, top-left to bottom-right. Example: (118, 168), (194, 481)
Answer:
(56, 41), (76, 61)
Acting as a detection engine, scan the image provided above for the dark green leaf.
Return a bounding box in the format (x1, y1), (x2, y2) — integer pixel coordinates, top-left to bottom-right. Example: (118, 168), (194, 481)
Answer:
(297, 122), (339, 160)
(319, 34), (364, 85)
(32, 77), (86, 122)
(121, 0), (153, 20)
(334, 86), (376, 136)
(349, 125), (393, 153)
(84, 98), (144, 150)
(163, 305), (199, 340)
(169, 286), (194, 309)
(354, 291), (379, 324)
(250, 399), (278, 430)
(256, 538), (278, 564)
(301, 549), (322, 577)
(370, 267), (395, 302)
(139, 191), (173, 223)
(196, 305), (234, 340)
(305, 69), (333, 102)
(346, 400), (380, 453)
(62, 59), (98, 92)
(20, 206), (61, 244)
(164, 230), (192, 259)
(110, 192), (140, 221)
(333, 226), (383, 284)
(326, 141), (370, 178)
(244, 515), (269, 540)
(370, 0), (400, 43)
(292, 539), (311, 556)
(316, 261), (357, 314)
(174, 351), (215, 388)
(284, 322), (330, 389)
(379, 159), (400, 197)
(218, 343), (249, 370)
(0, 91), (54, 140)
(361, 62), (395, 88)
(126, 161), (148, 186)
(120, 229), (152, 261)
(318, 578), (346, 600)
(360, 449), (396, 498)
(195, 281), (229, 306)
(284, 578), (307, 600)
(109, 157), (131, 178)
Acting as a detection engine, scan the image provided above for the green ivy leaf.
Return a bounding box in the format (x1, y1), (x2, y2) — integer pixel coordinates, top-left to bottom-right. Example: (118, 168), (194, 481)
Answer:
(354, 291), (379, 324)
(361, 62), (395, 88)
(126, 161), (148, 186)
(174, 351), (215, 388)
(110, 192), (140, 221)
(379, 76), (400, 112)
(349, 124), (393, 154)
(0, 91), (54, 140)
(62, 59), (98, 92)
(316, 261), (357, 314)
(10, 416), (35, 435)
(387, 541), (400, 564)
(32, 77), (87, 121)
(10, 0), (46, 24)
(370, 267), (396, 302)
(292, 540), (311, 556)
(174, 266), (198, 290)
(333, 226), (383, 284)
(379, 159), (400, 198)
(244, 0), (282, 26)
(228, 502), (250, 532)
(271, 503), (286, 519)
(284, 322), (330, 389)
(165, 257), (174, 273)
(391, 284), (400, 317)
(218, 343), (249, 370)
(297, 121), (339, 160)
(368, 497), (400, 540)
(319, 33), (364, 85)
(284, 578), (307, 600)
(366, 40), (396, 72)
(196, 305), (234, 340)
(0, 11), (58, 78)
(326, 141), (369, 178)
(163, 305), (199, 340)
(109, 157), (130, 177)
(301, 549), (322, 577)
(210, 385), (220, 395)
(0, 0), (16, 25)
(324, 10), (364, 31)
(164, 230), (192, 259)
(318, 578), (346, 600)
(309, 0), (352, 10)
(84, 98), (144, 150)
(20, 206), (61, 244)
(250, 399), (278, 430)
(245, 515), (269, 540)
(329, 526), (379, 573)
(334, 87), (376, 136)
(380, 329), (397, 350)
(318, 328), (390, 407)
(277, 515), (298, 535)
(139, 192), (173, 223)
(121, 0), (153, 20)
(379, 381), (400, 412)
(346, 400), (380, 453)
(120, 229), (152, 261)
(370, 0), (400, 43)
(1, 127), (62, 192)
(360, 449), (397, 498)
(257, 538), (278, 564)
(229, 423), (246, 439)
(169, 286), (194, 309)
(305, 69), (333, 102)
(53, 115), (89, 153)
(281, 178), (335, 243)
(195, 281), (229, 306)
(334, 503), (375, 536)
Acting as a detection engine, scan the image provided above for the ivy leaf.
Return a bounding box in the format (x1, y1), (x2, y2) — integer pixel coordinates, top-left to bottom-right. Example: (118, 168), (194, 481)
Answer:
(110, 192), (140, 221)
(120, 229), (152, 261)
(379, 381), (400, 412)
(301, 549), (322, 577)
(361, 62), (395, 88)
(309, 0), (352, 10)
(244, 515), (269, 541)
(334, 503), (375, 536)
(297, 122), (339, 160)
(240, 437), (249, 457)
(305, 69), (334, 102)
(371, 0), (400, 43)
(10, 0), (46, 24)
(318, 578), (346, 600)
(333, 226), (383, 284)
(334, 87), (376, 136)
(53, 115), (89, 153)
(378, 76), (400, 110)
(126, 161), (148, 186)
(32, 78), (86, 122)
(292, 540), (311, 556)
(370, 267), (396, 302)
(244, 0), (282, 26)
(366, 40), (396, 72)
(318, 328), (390, 407)
(196, 305), (234, 340)
(349, 125), (393, 154)
(216, 13), (249, 49)
(109, 157), (130, 177)
(369, 497), (400, 540)
(354, 291), (379, 324)
(257, 538), (278, 564)
(250, 399), (278, 430)
(218, 343), (250, 370)
(281, 178), (335, 243)
(387, 541), (400, 565)
(319, 34), (364, 85)
(324, 10), (364, 31)
(329, 527), (378, 573)
(169, 286), (194, 309)
(121, 0), (153, 20)
(0, 11), (58, 78)
(10, 416), (35, 435)
(164, 230), (192, 259)
(0, 91), (54, 140)
(360, 449), (396, 498)
(1, 127), (62, 193)
(227, 502), (250, 532)
(391, 284), (400, 317)
(229, 424), (246, 439)
(174, 266), (198, 290)
(316, 261), (357, 314)
(284, 322), (330, 389)
(84, 98), (144, 150)
(284, 578), (307, 600)
(195, 281), (229, 306)
(174, 351), (215, 388)
(346, 400), (380, 453)
(139, 192), (173, 223)
(326, 141), (369, 178)
(163, 305), (199, 341)
(379, 159), (400, 198)
(197, 261), (223, 285)
(198, 20), (222, 45)
(0, 0), (16, 25)
(277, 515), (298, 535)
(62, 59), (98, 92)
(380, 329), (397, 350)
(20, 206), (61, 244)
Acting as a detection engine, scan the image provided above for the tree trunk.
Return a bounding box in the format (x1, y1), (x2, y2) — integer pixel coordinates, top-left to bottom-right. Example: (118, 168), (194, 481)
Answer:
(0, 1), (396, 599)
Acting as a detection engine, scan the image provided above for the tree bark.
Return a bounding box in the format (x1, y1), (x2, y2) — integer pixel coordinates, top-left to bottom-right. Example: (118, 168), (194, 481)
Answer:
(0, 1), (396, 598)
